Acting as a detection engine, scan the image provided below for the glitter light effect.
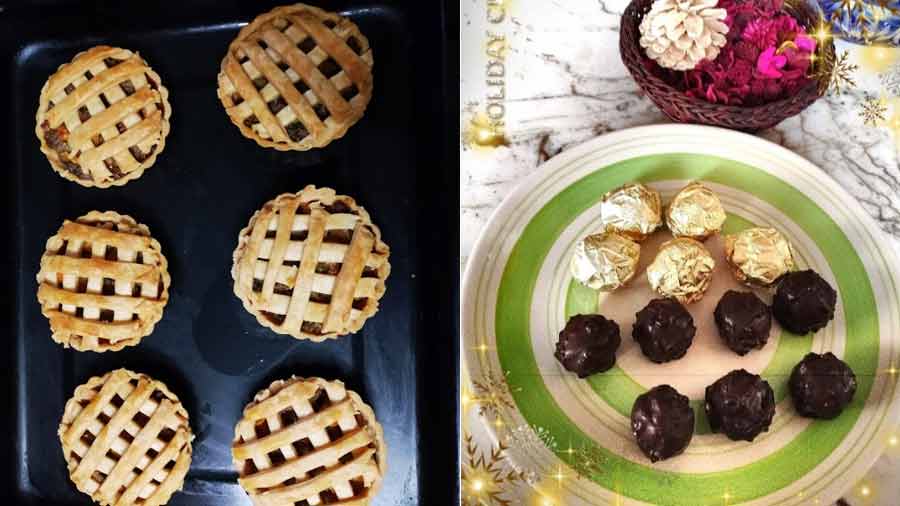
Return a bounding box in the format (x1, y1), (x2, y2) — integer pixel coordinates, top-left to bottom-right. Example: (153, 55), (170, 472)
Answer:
(850, 478), (878, 504)
(462, 112), (508, 149)
(859, 46), (900, 73)
(807, 20), (858, 96)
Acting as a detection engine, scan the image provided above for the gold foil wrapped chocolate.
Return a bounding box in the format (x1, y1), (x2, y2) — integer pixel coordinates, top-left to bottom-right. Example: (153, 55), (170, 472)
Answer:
(665, 181), (727, 240)
(571, 232), (641, 291)
(599, 183), (662, 242)
(724, 227), (796, 286)
(647, 237), (715, 304)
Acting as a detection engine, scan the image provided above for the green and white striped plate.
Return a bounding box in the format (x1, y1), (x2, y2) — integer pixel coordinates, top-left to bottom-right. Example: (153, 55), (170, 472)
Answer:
(461, 125), (900, 506)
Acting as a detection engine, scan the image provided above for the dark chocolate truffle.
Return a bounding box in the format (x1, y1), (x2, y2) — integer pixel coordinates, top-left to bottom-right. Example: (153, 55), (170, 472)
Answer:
(631, 385), (695, 462)
(789, 352), (857, 419)
(705, 369), (775, 442)
(633, 298), (696, 363)
(773, 270), (837, 334)
(555, 314), (621, 378)
(714, 290), (772, 355)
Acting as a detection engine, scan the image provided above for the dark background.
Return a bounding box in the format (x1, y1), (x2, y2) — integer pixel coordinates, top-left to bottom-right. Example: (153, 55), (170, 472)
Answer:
(0, 1), (459, 504)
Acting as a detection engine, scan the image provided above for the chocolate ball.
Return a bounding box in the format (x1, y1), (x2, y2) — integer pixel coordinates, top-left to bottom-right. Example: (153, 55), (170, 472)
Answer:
(555, 314), (621, 378)
(632, 298), (696, 363)
(705, 369), (775, 442)
(789, 352), (857, 419)
(773, 270), (837, 334)
(631, 385), (695, 462)
(714, 290), (772, 356)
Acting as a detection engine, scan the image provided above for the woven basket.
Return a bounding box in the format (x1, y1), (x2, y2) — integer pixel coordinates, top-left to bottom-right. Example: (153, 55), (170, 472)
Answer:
(620, 0), (835, 132)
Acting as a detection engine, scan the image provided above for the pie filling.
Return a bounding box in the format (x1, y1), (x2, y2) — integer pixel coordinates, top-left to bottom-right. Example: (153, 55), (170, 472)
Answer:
(41, 69), (165, 181)
(42, 121), (89, 179)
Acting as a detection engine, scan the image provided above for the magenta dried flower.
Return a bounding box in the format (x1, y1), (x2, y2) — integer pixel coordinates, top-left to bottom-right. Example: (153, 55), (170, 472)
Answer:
(667, 0), (815, 106)
(743, 19), (779, 49)
(757, 47), (788, 78)
(729, 59), (754, 86)
(795, 33), (816, 52)
(763, 79), (783, 100)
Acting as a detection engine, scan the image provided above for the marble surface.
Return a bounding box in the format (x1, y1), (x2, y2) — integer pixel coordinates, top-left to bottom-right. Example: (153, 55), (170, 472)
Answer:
(460, 0), (900, 505)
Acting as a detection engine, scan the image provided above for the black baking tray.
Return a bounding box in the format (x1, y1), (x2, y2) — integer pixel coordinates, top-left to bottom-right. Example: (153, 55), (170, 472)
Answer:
(0, 1), (459, 504)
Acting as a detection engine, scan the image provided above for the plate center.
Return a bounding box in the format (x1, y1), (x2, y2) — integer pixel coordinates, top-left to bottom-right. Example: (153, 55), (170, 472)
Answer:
(598, 232), (781, 400)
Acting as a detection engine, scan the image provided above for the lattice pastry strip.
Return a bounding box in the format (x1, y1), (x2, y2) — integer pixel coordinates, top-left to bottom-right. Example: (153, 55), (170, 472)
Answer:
(217, 3), (374, 151)
(59, 369), (193, 506)
(35, 45), (171, 187)
(232, 377), (386, 506)
(36, 211), (170, 352)
(232, 186), (390, 341)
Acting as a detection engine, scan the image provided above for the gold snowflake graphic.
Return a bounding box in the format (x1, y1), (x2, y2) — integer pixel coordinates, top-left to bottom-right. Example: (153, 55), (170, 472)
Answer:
(472, 370), (521, 419)
(859, 95), (888, 126)
(462, 433), (529, 506)
(815, 50), (858, 95)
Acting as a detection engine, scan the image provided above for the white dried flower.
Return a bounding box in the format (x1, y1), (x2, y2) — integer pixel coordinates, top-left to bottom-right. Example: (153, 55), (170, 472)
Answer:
(639, 0), (729, 71)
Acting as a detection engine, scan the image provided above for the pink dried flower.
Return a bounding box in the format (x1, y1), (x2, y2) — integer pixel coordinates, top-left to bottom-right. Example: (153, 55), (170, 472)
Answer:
(673, 0), (814, 105)
(763, 79), (783, 100)
(743, 19), (779, 49)
(795, 34), (816, 53)
(757, 47), (787, 78)
(728, 59), (754, 86)
(750, 79), (766, 97)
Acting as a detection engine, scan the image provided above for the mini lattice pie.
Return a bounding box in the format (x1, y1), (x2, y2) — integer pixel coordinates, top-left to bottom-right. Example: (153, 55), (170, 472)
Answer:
(36, 211), (170, 352)
(231, 186), (390, 341)
(232, 376), (386, 505)
(35, 46), (171, 187)
(217, 4), (374, 150)
(59, 369), (193, 506)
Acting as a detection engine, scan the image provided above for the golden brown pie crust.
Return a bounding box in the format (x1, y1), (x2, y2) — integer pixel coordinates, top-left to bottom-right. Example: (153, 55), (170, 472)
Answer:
(36, 211), (170, 352)
(231, 186), (390, 341)
(232, 376), (386, 505)
(35, 46), (171, 187)
(58, 369), (193, 506)
(217, 3), (374, 151)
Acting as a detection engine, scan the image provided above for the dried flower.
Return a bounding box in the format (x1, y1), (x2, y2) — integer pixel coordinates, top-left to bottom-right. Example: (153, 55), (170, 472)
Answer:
(733, 40), (760, 61)
(795, 33), (816, 52)
(729, 59), (753, 86)
(676, 0), (815, 106)
(757, 47), (788, 77)
(744, 19), (780, 49)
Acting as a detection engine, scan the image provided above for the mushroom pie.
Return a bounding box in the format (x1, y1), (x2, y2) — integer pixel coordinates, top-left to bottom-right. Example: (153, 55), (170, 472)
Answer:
(232, 376), (386, 505)
(231, 186), (390, 341)
(36, 46), (171, 187)
(59, 369), (193, 506)
(36, 211), (170, 352)
(217, 3), (374, 150)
